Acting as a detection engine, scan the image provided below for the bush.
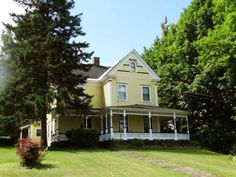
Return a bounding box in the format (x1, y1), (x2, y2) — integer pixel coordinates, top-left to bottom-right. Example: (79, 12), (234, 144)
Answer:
(50, 141), (72, 149)
(0, 137), (14, 146)
(16, 138), (47, 167)
(128, 139), (145, 148)
(66, 129), (99, 148)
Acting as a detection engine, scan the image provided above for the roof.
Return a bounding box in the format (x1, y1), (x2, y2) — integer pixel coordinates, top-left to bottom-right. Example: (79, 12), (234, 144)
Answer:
(73, 65), (110, 79)
(86, 65), (110, 79)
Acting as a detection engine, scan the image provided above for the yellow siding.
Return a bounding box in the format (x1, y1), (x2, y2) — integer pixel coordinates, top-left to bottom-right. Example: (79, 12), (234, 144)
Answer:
(128, 115), (144, 132)
(93, 118), (101, 132)
(113, 115), (120, 132)
(59, 116), (82, 134)
(30, 122), (41, 144)
(85, 83), (104, 108)
(103, 81), (109, 107)
(109, 57), (157, 107)
(59, 116), (101, 133)
(111, 77), (156, 106)
(152, 116), (160, 132)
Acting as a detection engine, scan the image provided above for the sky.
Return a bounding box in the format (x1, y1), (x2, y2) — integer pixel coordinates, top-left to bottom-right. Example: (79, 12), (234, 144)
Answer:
(0, 0), (191, 66)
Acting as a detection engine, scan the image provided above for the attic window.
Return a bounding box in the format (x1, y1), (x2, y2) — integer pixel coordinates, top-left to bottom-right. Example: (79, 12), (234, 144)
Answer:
(130, 61), (136, 72)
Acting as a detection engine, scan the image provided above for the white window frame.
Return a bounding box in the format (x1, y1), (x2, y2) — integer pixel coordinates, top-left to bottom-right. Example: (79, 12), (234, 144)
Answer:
(141, 85), (151, 102)
(117, 84), (128, 101)
(130, 61), (137, 72)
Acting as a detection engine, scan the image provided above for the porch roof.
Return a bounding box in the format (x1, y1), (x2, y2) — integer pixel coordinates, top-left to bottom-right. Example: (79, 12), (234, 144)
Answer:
(106, 104), (189, 117)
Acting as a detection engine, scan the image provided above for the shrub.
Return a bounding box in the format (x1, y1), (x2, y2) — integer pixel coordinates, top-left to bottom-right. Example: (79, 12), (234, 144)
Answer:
(0, 137), (14, 146)
(66, 129), (99, 148)
(16, 138), (46, 167)
(128, 139), (145, 148)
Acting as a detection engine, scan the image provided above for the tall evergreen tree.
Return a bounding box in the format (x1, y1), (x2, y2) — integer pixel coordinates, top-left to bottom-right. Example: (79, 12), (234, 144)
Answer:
(0, 0), (92, 146)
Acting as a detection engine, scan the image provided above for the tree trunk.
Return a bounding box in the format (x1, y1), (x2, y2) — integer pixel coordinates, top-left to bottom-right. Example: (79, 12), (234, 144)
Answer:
(41, 106), (48, 147)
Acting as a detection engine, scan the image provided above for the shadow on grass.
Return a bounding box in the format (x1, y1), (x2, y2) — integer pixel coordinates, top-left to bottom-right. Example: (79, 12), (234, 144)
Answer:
(48, 146), (218, 156)
(49, 147), (110, 154)
(34, 163), (56, 170)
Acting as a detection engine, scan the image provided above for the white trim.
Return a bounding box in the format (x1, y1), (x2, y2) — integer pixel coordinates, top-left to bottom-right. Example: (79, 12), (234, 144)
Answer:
(130, 61), (137, 72)
(110, 110), (113, 139)
(100, 115), (103, 135)
(117, 83), (128, 101)
(155, 84), (159, 106)
(141, 85), (151, 102)
(148, 111), (153, 140)
(112, 112), (187, 118)
(107, 79), (113, 106)
(30, 125), (33, 138)
(105, 114), (108, 134)
(85, 116), (88, 130)
(123, 110), (127, 140)
(173, 112), (178, 141)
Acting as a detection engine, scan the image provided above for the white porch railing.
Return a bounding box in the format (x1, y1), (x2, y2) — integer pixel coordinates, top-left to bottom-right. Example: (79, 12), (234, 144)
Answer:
(99, 132), (189, 141)
(99, 134), (111, 141)
(51, 133), (68, 143)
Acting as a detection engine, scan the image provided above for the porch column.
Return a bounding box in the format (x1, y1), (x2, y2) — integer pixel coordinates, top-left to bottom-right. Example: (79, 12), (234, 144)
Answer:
(148, 111), (153, 140)
(155, 84), (159, 107)
(110, 110), (113, 139)
(105, 114), (108, 134)
(85, 116), (88, 130)
(20, 128), (23, 140)
(123, 110), (127, 140)
(173, 112), (178, 140)
(56, 114), (60, 142)
(186, 116), (190, 141)
(100, 115), (103, 135)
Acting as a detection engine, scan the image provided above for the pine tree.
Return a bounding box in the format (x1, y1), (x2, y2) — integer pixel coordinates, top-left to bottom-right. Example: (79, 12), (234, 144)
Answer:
(1, 0), (93, 146)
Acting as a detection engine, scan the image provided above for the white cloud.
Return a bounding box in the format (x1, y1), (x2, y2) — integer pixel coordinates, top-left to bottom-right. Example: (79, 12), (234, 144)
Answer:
(0, 0), (24, 33)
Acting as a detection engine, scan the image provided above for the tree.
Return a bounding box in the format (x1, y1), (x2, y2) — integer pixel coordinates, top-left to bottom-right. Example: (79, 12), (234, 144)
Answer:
(0, 0), (93, 146)
(143, 0), (236, 153)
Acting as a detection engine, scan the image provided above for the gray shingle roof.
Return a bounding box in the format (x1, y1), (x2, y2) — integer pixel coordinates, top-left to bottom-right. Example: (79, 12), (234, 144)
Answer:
(85, 65), (110, 79)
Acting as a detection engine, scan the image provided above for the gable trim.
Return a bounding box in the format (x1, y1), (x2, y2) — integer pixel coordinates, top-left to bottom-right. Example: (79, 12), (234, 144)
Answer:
(107, 49), (160, 81)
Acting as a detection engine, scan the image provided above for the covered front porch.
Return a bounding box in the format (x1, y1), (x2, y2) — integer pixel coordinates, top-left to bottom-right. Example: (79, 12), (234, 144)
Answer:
(99, 105), (190, 141)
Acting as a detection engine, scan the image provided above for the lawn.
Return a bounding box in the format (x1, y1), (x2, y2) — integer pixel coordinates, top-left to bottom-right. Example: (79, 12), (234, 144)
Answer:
(0, 147), (235, 177)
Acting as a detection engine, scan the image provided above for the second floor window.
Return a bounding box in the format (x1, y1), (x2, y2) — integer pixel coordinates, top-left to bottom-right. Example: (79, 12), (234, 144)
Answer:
(117, 84), (127, 101)
(142, 86), (150, 102)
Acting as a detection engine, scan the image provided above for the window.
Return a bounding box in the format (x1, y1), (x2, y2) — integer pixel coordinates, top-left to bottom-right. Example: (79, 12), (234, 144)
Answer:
(117, 84), (127, 101)
(36, 129), (41, 137)
(142, 86), (150, 101)
(130, 61), (136, 72)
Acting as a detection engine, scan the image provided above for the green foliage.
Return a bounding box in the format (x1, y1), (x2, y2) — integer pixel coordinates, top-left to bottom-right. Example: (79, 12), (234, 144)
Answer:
(0, 0), (93, 145)
(66, 129), (99, 148)
(143, 0), (236, 153)
(17, 138), (47, 167)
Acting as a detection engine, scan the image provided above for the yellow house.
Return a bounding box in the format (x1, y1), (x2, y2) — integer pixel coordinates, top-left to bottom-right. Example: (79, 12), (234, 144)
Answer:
(22, 49), (190, 146)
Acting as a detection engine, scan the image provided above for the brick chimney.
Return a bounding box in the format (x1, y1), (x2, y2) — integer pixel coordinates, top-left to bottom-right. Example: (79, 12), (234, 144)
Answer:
(93, 57), (100, 66)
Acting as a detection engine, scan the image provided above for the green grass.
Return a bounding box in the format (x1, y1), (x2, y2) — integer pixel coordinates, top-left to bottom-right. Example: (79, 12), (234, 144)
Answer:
(0, 147), (235, 177)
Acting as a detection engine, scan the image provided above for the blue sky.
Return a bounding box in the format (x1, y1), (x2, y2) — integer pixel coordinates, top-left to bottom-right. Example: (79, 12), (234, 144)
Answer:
(72, 0), (192, 66)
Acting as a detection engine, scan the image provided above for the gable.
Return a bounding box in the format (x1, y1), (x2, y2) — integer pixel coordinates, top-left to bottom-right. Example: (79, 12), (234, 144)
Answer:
(107, 49), (160, 81)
